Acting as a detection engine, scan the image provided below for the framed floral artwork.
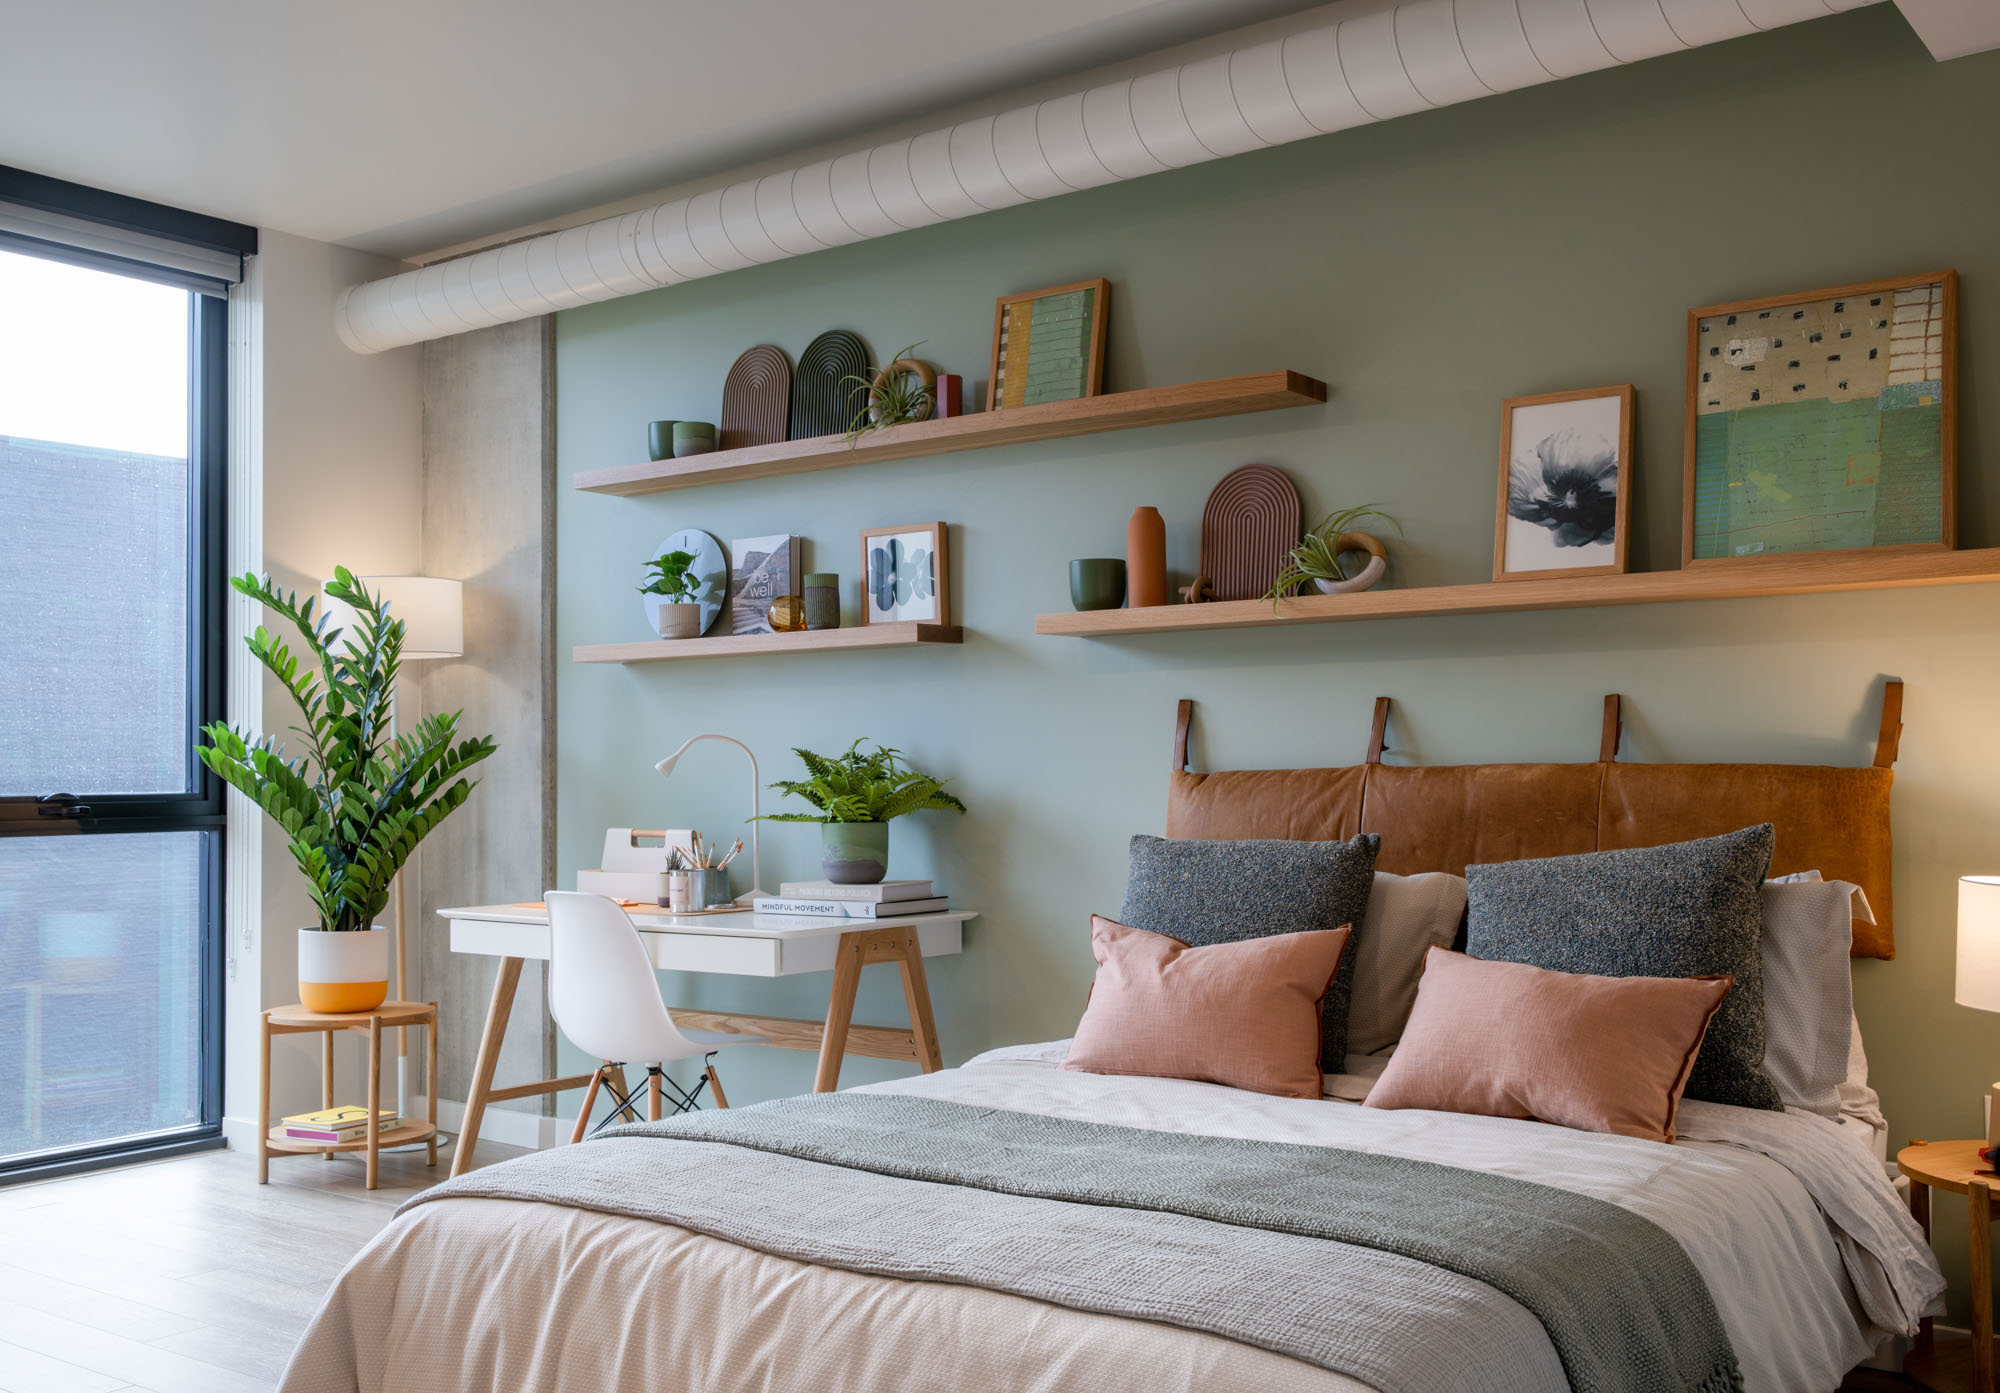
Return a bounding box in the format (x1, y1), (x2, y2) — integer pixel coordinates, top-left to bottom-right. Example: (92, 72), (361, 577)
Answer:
(1493, 384), (1634, 583)
(860, 521), (948, 626)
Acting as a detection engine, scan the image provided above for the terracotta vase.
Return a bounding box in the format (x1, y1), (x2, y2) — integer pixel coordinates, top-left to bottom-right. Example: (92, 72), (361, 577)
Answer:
(1127, 506), (1167, 607)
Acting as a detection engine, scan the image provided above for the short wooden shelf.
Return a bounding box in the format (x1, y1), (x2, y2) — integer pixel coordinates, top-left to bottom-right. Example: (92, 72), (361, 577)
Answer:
(574, 370), (1327, 496)
(574, 620), (962, 664)
(1035, 546), (2000, 636)
(264, 1121), (437, 1155)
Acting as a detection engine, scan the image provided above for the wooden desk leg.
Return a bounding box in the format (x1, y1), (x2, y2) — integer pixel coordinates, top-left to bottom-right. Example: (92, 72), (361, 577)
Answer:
(257, 1011), (271, 1185)
(895, 933), (944, 1074)
(1974, 1178), (1994, 1393)
(451, 955), (524, 1178)
(814, 934), (867, 1093)
(365, 1015), (382, 1191)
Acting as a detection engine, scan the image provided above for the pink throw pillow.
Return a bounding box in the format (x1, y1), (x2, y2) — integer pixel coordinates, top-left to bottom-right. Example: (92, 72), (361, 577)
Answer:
(1062, 916), (1351, 1099)
(1365, 948), (1731, 1142)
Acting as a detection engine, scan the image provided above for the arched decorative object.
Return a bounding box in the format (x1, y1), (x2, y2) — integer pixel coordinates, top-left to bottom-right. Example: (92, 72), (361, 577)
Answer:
(791, 330), (870, 440)
(719, 344), (791, 450)
(1190, 464), (1301, 602)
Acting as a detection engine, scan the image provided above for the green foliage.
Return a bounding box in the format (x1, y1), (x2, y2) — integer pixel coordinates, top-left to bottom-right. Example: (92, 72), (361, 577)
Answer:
(844, 342), (932, 445)
(1264, 505), (1402, 610)
(639, 549), (699, 602)
(755, 739), (967, 825)
(196, 567), (498, 931)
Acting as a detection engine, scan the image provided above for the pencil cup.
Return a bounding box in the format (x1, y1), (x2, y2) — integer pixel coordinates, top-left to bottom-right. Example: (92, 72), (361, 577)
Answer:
(686, 868), (732, 908)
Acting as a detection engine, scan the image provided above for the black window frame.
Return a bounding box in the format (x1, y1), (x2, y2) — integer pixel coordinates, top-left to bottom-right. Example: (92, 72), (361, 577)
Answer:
(0, 167), (252, 1184)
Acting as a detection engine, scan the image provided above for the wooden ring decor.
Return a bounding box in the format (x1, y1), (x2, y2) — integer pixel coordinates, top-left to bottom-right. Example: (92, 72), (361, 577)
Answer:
(719, 344), (792, 450)
(870, 358), (937, 425)
(1314, 532), (1388, 596)
(1195, 463), (1303, 602)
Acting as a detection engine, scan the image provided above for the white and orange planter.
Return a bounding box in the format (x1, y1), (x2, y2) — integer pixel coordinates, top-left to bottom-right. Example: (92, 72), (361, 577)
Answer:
(297, 926), (390, 1014)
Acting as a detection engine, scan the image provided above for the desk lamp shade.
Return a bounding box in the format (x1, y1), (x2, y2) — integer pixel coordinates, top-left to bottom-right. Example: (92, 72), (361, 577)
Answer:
(320, 576), (464, 660)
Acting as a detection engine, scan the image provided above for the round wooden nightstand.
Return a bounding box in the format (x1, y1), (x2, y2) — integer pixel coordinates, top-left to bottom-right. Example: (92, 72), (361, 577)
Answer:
(1899, 1139), (1999, 1392)
(258, 1000), (439, 1191)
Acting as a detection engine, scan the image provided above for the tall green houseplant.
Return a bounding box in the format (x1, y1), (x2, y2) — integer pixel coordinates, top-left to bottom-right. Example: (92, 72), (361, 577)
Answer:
(197, 569), (498, 936)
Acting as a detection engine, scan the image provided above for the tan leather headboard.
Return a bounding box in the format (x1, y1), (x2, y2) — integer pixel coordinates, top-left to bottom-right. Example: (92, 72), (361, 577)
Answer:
(1165, 686), (1901, 959)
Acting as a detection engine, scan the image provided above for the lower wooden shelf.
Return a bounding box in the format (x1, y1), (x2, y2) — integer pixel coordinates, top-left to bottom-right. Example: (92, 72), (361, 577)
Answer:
(265, 1121), (437, 1154)
(1035, 547), (2000, 636)
(575, 620), (962, 664)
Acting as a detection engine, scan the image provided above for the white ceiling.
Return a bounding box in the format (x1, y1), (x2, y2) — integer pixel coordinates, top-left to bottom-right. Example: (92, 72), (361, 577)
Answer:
(0, 0), (1330, 260)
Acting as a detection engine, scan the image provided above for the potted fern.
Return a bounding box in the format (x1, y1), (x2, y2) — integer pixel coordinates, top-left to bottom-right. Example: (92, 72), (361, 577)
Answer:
(196, 569), (497, 1012)
(756, 740), (966, 884)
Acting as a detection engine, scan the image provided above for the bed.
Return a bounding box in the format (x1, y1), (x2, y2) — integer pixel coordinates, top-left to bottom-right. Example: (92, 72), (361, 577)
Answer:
(278, 688), (1941, 1393)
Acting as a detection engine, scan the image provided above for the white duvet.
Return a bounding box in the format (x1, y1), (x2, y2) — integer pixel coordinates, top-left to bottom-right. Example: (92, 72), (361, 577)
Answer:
(860, 1041), (1945, 1393)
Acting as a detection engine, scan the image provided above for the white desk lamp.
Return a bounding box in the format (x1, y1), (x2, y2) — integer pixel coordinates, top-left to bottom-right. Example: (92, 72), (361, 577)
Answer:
(1956, 875), (2000, 1150)
(321, 576), (464, 1073)
(655, 734), (765, 905)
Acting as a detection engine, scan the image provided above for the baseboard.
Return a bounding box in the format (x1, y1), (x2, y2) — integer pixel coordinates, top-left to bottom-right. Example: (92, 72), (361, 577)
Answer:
(423, 1096), (567, 1151)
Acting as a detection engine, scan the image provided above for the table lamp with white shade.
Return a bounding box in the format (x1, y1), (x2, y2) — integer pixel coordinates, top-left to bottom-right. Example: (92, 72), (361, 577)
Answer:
(319, 576), (464, 1037)
(1957, 876), (2000, 1151)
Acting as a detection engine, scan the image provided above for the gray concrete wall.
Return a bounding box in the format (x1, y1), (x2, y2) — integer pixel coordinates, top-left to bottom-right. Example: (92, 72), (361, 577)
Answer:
(416, 317), (557, 1120)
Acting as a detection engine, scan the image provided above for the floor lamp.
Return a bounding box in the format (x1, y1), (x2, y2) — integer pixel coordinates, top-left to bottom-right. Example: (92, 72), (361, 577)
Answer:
(322, 576), (464, 1108)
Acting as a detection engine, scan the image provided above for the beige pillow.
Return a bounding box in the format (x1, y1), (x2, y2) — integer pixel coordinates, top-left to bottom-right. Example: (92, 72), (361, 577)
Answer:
(1345, 871), (1468, 1056)
(1063, 916), (1351, 1099)
(1366, 949), (1731, 1142)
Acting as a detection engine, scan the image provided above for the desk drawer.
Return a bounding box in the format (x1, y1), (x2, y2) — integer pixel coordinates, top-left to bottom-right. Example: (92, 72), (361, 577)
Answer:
(648, 933), (781, 977)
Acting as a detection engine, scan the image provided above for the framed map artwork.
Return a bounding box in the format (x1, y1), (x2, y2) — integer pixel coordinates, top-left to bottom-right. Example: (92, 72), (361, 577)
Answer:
(1683, 271), (1956, 568)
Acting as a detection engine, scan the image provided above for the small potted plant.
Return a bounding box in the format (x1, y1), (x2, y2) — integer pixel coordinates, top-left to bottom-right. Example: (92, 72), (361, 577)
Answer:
(756, 740), (965, 884)
(641, 548), (702, 638)
(1265, 505), (1401, 609)
(196, 569), (497, 1013)
(844, 342), (934, 445)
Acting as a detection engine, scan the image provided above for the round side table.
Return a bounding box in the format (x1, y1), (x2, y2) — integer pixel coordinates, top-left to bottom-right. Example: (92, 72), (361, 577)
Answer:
(258, 1000), (439, 1190)
(1899, 1139), (1998, 1393)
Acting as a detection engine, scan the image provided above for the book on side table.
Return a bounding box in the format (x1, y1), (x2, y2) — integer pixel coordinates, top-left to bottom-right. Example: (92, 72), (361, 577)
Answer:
(281, 1105), (400, 1142)
(777, 880), (934, 902)
(754, 894), (948, 919)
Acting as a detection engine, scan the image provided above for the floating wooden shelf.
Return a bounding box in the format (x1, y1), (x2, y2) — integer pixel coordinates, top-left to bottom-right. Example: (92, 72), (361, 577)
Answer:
(1035, 547), (2000, 636)
(575, 621), (962, 664)
(574, 370), (1327, 496)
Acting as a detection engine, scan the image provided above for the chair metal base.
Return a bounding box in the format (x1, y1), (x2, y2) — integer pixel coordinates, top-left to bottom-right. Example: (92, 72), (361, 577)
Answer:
(579, 1055), (716, 1141)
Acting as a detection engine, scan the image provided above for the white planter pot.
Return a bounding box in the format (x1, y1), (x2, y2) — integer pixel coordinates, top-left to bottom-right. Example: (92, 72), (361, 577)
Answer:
(652, 602), (701, 639)
(298, 925), (390, 1014)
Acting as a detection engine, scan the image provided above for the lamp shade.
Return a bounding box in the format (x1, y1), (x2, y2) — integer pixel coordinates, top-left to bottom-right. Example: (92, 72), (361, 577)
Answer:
(1958, 876), (2000, 1012)
(321, 575), (464, 660)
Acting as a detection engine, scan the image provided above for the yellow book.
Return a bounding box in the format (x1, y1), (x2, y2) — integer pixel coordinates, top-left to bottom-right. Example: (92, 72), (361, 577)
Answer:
(281, 1105), (397, 1128)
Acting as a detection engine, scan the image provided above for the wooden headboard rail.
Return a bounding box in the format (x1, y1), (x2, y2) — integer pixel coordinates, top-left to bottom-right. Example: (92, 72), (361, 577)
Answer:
(1167, 683), (1902, 960)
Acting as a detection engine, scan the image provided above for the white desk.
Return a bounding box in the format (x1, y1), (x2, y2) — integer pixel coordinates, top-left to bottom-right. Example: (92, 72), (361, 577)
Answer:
(440, 903), (976, 1176)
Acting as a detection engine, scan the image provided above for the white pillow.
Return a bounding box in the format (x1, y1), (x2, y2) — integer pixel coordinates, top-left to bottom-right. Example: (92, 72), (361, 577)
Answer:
(1346, 871), (1468, 1056)
(1760, 872), (1867, 1117)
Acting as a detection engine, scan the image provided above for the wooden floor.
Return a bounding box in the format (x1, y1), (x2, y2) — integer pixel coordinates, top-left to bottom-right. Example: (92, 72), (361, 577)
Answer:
(0, 1136), (524, 1393)
(0, 1136), (1940, 1393)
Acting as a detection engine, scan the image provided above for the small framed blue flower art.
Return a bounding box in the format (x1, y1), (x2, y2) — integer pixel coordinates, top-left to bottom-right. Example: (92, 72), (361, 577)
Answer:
(1492, 384), (1634, 583)
(860, 521), (949, 626)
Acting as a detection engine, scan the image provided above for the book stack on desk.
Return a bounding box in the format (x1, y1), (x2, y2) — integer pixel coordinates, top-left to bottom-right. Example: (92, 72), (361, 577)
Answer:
(753, 880), (948, 918)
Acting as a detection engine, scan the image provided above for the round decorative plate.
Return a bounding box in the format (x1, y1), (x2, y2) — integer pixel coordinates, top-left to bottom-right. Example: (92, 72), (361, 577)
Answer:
(641, 529), (728, 636)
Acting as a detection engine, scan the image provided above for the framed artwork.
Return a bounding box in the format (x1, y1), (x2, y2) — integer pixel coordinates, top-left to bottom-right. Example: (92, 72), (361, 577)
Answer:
(860, 522), (948, 626)
(1493, 385), (1634, 583)
(988, 278), (1108, 411)
(1683, 271), (1957, 568)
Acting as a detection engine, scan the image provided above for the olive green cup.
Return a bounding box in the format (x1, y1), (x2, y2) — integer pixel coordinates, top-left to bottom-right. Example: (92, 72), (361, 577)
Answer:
(647, 420), (678, 461)
(1069, 558), (1127, 611)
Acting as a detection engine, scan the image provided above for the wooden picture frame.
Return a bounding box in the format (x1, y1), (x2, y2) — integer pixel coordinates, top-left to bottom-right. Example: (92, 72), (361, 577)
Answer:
(1682, 270), (1957, 569)
(988, 278), (1109, 411)
(859, 522), (948, 627)
(1493, 385), (1634, 583)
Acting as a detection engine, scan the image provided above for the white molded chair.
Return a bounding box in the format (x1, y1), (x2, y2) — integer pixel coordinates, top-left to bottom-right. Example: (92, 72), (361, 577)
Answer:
(545, 891), (762, 1140)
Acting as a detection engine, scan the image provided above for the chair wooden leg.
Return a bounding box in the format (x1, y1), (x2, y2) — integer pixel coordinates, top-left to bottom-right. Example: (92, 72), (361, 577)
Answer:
(648, 1069), (663, 1121)
(705, 1064), (729, 1110)
(570, 1067), (604, 1144)
(606, 1065), (638, 1122)
(365, 1015), (382, 1191)
(257, 1011), (272, 1185)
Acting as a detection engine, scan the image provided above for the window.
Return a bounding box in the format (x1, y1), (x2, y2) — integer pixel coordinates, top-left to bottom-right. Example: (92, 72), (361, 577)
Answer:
(0, 166), (251, 1181)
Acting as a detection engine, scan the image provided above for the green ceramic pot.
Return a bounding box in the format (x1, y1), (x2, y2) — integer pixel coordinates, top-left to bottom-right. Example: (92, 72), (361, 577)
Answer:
(673, 421), (717, 458)
(1069, 558), (1127, 611)
(647, 420), (678, 461)
(821, 821), (889, 885)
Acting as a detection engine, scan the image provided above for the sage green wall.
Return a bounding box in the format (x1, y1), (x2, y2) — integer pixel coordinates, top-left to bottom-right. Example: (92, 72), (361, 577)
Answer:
(555, 7), (2000, 1306)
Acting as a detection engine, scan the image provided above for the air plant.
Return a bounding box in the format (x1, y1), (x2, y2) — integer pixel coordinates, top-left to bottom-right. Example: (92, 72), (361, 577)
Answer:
(1264, 505), (1401, 609)
(844, 342), (932, 444)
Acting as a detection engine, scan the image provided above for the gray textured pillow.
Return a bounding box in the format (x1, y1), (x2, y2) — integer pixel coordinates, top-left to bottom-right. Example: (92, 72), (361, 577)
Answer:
(1119, 833), (1381, 1068)
(1464, 823), (1780, 1111)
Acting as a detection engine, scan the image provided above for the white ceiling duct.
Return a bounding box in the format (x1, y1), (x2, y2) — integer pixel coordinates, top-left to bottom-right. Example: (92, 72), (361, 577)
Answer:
(336, 0), (1879, 354)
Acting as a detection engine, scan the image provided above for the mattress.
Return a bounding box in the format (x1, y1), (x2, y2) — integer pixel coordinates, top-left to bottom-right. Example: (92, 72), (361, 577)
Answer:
(280, 1044), (1942, 1393)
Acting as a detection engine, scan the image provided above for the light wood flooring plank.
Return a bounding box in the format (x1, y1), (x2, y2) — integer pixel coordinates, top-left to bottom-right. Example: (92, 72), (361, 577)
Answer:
(0, 1265), (203, 1343)
(0, 1336), (127, 1393)
(0, 1303), (267, 1393)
